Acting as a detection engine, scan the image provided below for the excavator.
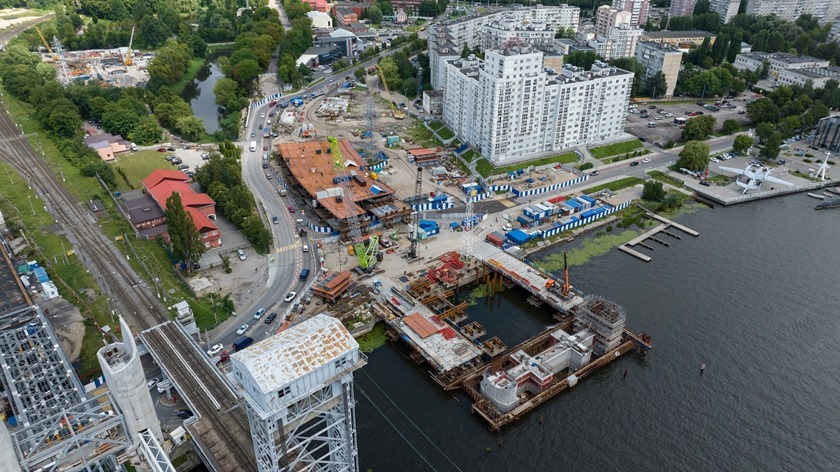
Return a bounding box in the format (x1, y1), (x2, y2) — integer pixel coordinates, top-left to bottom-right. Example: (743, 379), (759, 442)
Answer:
(328, 137), (379, 271)
(376, 64), (405, 120)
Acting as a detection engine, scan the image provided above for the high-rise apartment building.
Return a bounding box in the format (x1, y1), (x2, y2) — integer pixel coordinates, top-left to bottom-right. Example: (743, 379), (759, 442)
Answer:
(711, 0), (741, 23)
(669, 0), (697, 17)
(612, 0), (649, 26)
(441, 47), (633, 164)
(592, 5), (642, 59)
(595, 5), (631, 36)
(635, 41), (683, 97)
(745, 0), (840, 23)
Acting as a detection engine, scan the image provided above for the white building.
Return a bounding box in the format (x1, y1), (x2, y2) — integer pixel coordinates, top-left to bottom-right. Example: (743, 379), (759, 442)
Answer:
(481, 17), (556, 52)
(635, 41), (683, 97)
(591, 6), (642, 59)
(230, 314), (366, 472)
(732, 52), (830, 78)
(612, 0), (649, 26)
(745, 0), (840, 24)
(711, 0), (741, 23)
(307, 11), (333, 29)
(442, 47), (633, 165)
(429, 5), (580, 89)
(595, 5), (631, 37)
(669, 0), (697, 17)
(777, 66), (840, 88)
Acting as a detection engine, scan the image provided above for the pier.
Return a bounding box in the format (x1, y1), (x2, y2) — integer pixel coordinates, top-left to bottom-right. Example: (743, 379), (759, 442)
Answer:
(618, 207), (699, 262)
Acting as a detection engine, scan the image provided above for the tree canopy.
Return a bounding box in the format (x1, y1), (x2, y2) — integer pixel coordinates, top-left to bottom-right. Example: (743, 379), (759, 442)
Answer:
(164, 192), (206, 274)
(678, 141), (711, 171)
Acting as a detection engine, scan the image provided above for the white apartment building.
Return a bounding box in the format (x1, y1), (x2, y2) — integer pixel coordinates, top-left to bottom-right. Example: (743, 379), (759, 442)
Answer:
(595, 5), (631, 37)
(635, 41), (682, 97)
(429, 5), (580, 89)
(669, 0), (697, 17)
(442, 47), (633, 164)
(733, 52), (830, 77)
(711, 0), (740, 23)
(591, 6), (641, 59)
(612, 0), (648, 26)
(745, 0), (840, 24)
(481, 18), (556, 52)
(777, 66), (840, 88)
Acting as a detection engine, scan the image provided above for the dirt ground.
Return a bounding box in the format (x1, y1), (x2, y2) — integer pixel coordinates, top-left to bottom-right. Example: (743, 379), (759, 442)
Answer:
(41, 296), (85, 364)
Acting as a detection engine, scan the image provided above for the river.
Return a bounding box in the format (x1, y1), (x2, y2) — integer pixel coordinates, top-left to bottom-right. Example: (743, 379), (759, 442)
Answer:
(181, 60), (224, 134)
(355, 195), (840, 471)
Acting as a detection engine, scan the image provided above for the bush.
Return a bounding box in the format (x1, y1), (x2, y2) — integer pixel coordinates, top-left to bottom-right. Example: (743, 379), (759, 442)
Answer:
(579, 162), (594, 171)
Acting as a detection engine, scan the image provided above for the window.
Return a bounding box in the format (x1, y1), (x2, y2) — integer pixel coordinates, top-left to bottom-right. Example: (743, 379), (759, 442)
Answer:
(278, 386), (291, 398)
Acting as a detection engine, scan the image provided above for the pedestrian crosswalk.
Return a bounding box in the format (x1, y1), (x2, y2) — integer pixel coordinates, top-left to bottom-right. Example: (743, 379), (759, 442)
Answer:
(275, 242), (301, 253)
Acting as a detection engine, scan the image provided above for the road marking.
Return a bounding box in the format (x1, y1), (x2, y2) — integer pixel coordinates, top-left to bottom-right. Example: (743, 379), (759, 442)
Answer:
(275, 242), (301, 253)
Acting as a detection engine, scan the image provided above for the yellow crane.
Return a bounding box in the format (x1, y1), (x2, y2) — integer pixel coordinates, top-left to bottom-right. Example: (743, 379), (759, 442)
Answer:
(376, 64), (405, 120)
(34, 26), (52, 53)
(124, 26), (135, 66)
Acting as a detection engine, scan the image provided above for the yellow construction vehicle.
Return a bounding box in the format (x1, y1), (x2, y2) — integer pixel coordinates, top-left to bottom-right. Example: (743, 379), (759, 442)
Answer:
(376, 64), (405, 120)
(34, 26), (52, 53)
(124, 26), (135, 66)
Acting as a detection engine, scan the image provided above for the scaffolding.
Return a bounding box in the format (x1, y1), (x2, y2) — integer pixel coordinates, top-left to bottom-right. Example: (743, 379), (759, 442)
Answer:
(572, 295), (627, 355)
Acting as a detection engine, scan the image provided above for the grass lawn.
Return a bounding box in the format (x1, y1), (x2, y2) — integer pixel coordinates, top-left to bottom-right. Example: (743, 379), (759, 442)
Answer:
(113, 150), (170, 192)
(429, 120), (445, 131)
(582, 177), (644, 194)
(589, 139), (644, 159)
(461, 149), (477, 162)
(708, 175), (731, 184)
(437, 126), (454, 140)
(647, 170), (684, 188)
(409, 123), (441, 147)
(474, 152), (579, 178)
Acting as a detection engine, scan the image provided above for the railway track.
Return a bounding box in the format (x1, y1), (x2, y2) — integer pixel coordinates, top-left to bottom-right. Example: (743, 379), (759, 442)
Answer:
(0, 106), (164, 328)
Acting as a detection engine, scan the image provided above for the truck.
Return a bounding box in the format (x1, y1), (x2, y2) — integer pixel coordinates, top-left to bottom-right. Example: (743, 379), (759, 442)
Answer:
(290, 97), (304, 107)
(233, 336), (254, 351)
(278, 188), (287, 197)
(249, 141), (257, 152)
(263, 127), (270, 139)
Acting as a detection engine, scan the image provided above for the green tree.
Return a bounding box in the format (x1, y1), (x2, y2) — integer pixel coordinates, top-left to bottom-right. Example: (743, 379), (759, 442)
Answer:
(642, 181), (665, 201)
(130, 115), (163, 145)
(565, 51), (600, 69)
(147, 41), (191, 88)
(760, 133), (781, 160)
(354, 67), (366, 81)
(101, 104), (141, 138)
(647, 71), (668, 98)
(677, 141), (710, 170)
(733, 134), (753, 154)
(175, 115), (206, 142)
(164, 192), (206, 274)
(367, 4), (383, 24)
(721, 119), (740, 135)
(682, 115), (715, 141)
(747, 98), (780, 124)
(755, 122), (776, 144)
(213, 77), (245, 112)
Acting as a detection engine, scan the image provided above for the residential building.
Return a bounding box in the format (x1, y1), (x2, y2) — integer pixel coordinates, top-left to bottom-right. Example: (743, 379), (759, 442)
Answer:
(669, 0), (697, 17)
(423, 90), (444, 114)
(814, 115), (840, 151)
(595, 6), (631, 37)
(141, 169), (221, 248)
(392, 0), (421, 15)
(307, 10), (333, 29)
(602, 23), (643, 59)
(481, 17), (556, 52)
(123, 194), (166, 232)
(711, 0), (741, 23)
(732, 52), (830, 77)
(441, 46), (633, 165)
(334, 7), (358, 27)
(830, 21), (840, 43)
(612, 0), (648, 26)
(640, 30), (715, 47)
(777, 66), (840, 88)
(635, 41), (683, 97)
(745, 0), (840, 24)
(302, 0), (329, 12)
(429, 5), (580, 89)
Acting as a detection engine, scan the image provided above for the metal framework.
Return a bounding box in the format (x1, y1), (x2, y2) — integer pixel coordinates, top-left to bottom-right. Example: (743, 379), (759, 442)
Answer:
(247, 369), (363, 472)
(51, 36), (69, 86)
(408, 166), (422, 259)
(0, 305), (85, 427)
(11, 393), (131, 472)
(138, 428), (176, 472)
(462, 159), (480, 259)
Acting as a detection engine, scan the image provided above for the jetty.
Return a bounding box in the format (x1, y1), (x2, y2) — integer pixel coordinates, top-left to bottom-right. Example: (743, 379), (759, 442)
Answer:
(618, 206), (699, 262)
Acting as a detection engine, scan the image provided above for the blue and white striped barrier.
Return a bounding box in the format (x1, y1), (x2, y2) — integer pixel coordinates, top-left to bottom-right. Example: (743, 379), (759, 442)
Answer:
(540, 201), (631, 239)
(512, 175), (588, 198)
(490, 185), (510, 192)
(250, 93), (283, 109)
(308, 222), (337, 234)
(369, 159), (389, 172)
(468, 192), (493, 203)
(411, 201), (456, 211)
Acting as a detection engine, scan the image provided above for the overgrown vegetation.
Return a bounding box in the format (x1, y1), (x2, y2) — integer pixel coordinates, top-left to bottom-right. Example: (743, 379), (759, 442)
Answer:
(648, 170), (685, 188)
(475, 152), (578, 178)
(581, 177), (644, 194)
(377, 33), (430, 100)
(356, 322), (388, 353)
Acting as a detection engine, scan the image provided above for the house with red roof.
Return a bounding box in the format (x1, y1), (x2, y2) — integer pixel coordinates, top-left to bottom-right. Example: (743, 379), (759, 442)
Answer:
(141, 169), (222, 248)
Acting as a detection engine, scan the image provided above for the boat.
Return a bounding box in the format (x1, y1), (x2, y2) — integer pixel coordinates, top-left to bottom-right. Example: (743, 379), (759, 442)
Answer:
(815, 198), (840, 210)
(827, 187), (840, 196)
(807, 193), (826, 200)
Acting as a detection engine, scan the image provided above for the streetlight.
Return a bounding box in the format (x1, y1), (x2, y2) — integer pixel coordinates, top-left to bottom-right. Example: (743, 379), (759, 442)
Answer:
(27, 195), (35, 216)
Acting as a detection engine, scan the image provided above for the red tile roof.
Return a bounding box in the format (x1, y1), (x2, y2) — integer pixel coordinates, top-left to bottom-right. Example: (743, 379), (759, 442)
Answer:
(142, 169), (191, 190)
(142, 169), (218, 234)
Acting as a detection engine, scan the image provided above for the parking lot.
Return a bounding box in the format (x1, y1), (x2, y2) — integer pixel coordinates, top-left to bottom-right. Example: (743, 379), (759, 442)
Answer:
(625, 99), (754, 146)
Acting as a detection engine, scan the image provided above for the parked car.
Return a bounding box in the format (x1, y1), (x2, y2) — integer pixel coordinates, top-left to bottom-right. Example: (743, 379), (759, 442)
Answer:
(238, 249), (246, 261)
(265, 313), (278, 324)
(288, 205), (296, 213)
(236, 324), (249, 335)
(176, 409), (194, 419)
(166, 147), (176, 152)
(284, 292), (297, 302)
(146, 378), (159, 390)
(502, 223), (513, 231)
(699, 180), (711, 187)
(156, 380), (172, 393)
(207, 343), (224, 356)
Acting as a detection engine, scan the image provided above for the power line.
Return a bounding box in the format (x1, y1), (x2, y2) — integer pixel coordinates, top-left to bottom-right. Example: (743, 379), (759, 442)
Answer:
(359, 369), (464, 472)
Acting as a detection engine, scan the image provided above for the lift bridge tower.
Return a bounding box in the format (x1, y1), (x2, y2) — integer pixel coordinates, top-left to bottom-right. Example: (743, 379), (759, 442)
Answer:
(230, 314), (366, 472)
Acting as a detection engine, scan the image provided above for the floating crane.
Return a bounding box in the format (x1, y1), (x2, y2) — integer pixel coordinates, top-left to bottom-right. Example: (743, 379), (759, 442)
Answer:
(328, 137), (379, 271)
(124, 26), (135, 66)
(376, 64), (405, 120)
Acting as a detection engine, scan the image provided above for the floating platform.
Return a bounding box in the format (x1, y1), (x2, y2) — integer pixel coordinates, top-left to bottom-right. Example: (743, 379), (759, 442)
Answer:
(617, 244), (651, 262)
(619, 207), (699, 262)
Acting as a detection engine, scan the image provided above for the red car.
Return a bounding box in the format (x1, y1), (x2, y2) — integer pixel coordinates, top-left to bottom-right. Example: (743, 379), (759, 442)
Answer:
(288, 205), (296, 213)
(157, 147), (167, 152)
(263, 146), (268, 151)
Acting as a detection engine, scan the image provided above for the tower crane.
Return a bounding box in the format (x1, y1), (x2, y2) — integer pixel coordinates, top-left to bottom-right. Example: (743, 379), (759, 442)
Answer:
(51, 36), (70, 86)
(375, 64), (405, 120)
(124, 26), (135, 66)
(328, 137), (379, 271)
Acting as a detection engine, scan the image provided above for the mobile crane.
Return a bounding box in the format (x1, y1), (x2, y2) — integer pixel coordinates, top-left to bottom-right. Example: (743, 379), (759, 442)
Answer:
(375, 64), (405, 120)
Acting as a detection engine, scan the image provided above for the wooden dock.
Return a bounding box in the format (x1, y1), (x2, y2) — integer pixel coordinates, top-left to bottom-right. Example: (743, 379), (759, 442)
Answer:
(618, 244), (651, 262)
(618, 206), (699, 262)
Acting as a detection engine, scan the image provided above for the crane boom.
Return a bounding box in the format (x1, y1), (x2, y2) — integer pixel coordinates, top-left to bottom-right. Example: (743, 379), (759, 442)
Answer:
(34, 26), (52, 53)
(328, 137), (379, 271)
(125, 26), (135, 66)
(375, 64), (405, 120)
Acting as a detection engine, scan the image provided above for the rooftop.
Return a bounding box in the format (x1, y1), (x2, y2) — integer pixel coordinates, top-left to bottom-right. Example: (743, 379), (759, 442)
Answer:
(785, 66), (840, 79)
(641, 30), (714, 39)
(230, 314), (357, 394)
(279, 140), (395, 221)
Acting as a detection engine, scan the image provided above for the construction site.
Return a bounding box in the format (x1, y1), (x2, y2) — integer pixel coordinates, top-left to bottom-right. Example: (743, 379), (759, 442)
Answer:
(34, 26), (150, 87)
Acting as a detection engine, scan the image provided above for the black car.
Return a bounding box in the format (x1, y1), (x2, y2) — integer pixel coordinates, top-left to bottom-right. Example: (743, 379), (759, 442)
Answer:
(590, 170), (599, 176)
(265, 313), (278, 324)
(176, 409), (194, 419)
(166, 147), (176, 152)
(262, 162), (269, 169)
(629, 161), (639, 167)
(699, 180), (711, 187)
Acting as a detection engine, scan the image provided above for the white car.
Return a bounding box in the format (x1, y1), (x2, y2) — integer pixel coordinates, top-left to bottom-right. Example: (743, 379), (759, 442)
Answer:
(207, 343), (224, 356)
(146, 378), (159, 390)
(236, 324), (249, 335)
(238, 249), (246, 261)
(642, 158), (651, 163)
(284, 292), (297, 302)
(260, 112), (265, 118)
(254, 308), (266, 320)
(502, 223), (512, 231)
(302, 244), (309, 252)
